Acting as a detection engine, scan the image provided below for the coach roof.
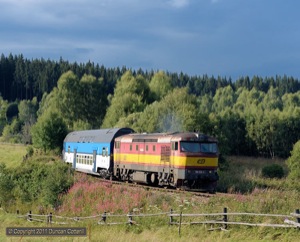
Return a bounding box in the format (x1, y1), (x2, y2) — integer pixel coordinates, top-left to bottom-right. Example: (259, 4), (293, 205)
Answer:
(64, 128), (134, 143)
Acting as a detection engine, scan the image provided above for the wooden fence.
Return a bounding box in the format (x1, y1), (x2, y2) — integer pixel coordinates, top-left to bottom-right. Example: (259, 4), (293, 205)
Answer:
(16, 208), (300, 233)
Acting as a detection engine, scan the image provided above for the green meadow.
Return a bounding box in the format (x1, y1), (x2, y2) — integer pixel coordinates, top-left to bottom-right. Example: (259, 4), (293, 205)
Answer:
(0, 144), (299, 242)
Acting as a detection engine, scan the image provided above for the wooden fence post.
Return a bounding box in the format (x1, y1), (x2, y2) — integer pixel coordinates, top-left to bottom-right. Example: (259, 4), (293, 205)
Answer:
(296, 209), (300, 228)
(223, 207), (228, 229)
(47, 212), (52, 224)
(178, 212), (182, 236)
(169, 209), (173, 225)
(128, 212), (133, 225)
(28, 211), (32, 221)
(102, 212), (107, 223)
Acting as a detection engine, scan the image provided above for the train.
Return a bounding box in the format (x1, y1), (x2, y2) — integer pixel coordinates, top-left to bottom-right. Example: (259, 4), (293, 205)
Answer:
(63, 128), (219, 192)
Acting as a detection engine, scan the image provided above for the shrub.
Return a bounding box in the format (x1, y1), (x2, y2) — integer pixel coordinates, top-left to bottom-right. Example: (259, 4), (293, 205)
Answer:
(261, 164), (284, 179)
(286, 140), (300, 180)
(11, 159), (74, 208)
(218, 154), (229, 171)
(0, 163), (15, 210)
(26, 146), (34, 157)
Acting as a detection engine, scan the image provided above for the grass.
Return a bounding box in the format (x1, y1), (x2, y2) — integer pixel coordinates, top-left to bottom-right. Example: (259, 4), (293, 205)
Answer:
(217, 156), (289, 193)
(0, 144), (300, 241)
(0, 142), (27, 168)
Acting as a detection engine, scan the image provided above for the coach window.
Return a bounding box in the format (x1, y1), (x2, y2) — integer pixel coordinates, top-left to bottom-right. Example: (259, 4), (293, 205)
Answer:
(153, 145), (156, 152)
(130, 144), (132, 151)
(146, 145), (148, 152)
(102, 147), (106, 156)
(136, 144), (139, 151)
(68, 146), (70, 154)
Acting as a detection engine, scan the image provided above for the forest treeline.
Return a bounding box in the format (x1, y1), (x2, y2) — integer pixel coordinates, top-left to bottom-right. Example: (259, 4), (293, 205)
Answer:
(1, 53), (300, 158)
(2, 53), (300, 102)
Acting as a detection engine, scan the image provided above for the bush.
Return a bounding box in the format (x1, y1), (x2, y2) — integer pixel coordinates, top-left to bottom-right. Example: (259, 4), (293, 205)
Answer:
(286, 140), (300, 181)
(11, 159), (74, 209)
(218, 154), (229, 171)
(26, 146), (34, 157)
(261, 164), (284, 179)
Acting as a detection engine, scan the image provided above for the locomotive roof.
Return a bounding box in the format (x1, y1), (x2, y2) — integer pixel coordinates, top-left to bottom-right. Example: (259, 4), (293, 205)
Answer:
(115, 132), (217, 143)
(64, 128), (134, 143)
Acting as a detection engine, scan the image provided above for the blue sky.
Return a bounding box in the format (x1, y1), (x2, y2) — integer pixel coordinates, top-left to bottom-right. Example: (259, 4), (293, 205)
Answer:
(1, 0), (299, 81)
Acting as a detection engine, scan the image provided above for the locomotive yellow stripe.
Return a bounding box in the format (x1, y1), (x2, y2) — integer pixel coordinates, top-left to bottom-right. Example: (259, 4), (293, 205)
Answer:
(114, 153), (218, 168)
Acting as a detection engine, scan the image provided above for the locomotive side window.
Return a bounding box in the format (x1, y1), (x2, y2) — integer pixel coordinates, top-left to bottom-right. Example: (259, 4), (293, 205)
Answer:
(172, 142), (178, 151)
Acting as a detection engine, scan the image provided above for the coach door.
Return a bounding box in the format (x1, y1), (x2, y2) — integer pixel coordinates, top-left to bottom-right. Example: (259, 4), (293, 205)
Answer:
(101, 147), (109, 169)
(92, 149), (97, 173)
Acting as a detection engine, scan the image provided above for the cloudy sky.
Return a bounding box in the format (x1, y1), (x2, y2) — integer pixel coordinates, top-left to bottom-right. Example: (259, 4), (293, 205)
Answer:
(1, 0), (299, 80)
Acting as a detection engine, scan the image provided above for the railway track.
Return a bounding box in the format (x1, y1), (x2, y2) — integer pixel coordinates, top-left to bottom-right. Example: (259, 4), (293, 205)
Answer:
(82, 171), (216, 198)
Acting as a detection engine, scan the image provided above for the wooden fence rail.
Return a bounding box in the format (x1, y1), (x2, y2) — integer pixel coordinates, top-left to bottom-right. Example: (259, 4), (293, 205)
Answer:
(16, 208), (300, 232)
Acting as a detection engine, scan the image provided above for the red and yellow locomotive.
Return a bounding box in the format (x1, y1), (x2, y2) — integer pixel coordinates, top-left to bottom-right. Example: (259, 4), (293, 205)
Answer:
(114, 131), (219, 192)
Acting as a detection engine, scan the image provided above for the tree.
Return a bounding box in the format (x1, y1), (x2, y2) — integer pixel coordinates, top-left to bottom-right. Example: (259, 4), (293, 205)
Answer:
(262, 87), (282, 111)
(0, 97), (8, 134)
(41, 161), (74, 207)
(18, 98), (38, 124)
(31, 111), (68, 153)
(1, 118), (23, 143)
(149, 71), (172, 101)
(56, 71), (81, 128)
(18, 98), (38, 143)
(212, 86), (236, 114)
(102, 71), (149, 128)
(246, 109), (280, 158)
(6, 102), (19, 122)
(136, 88), (198, 133)
(0, 163), (15, 210)
(286, 140), (300, 182)
(77, 74), (108, 128)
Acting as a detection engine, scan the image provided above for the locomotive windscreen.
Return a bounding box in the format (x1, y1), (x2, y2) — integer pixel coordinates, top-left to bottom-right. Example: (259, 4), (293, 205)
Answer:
(180, 141), (217, 153)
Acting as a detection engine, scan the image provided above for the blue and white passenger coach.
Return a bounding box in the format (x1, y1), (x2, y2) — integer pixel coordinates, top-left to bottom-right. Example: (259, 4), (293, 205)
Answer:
(63, 128), (134, 178)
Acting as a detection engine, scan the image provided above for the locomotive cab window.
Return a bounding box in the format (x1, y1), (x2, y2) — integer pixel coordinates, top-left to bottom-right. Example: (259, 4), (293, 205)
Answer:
(180, 141), (218, 153)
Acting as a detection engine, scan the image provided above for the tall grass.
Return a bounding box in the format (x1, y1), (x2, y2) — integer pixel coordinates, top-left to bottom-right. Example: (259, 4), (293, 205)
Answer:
(1, 147), (300, 241)
(217, 156), (289, 193)
(0, 143), (27, 168)
(57, 173), (204, 216)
